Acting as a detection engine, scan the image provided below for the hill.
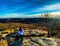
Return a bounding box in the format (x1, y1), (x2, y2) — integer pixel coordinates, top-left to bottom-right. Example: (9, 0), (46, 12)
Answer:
(0, 18), (53, 23)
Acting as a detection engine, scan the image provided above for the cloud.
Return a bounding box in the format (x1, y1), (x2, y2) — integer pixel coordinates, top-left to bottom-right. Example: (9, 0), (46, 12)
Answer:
(50, 12), (60, 18)
(0, 13), (39, 18)
(0, 0), (60, 18)
(35, 3), (60, 12)
(43, 3), (60, 10)
(0, 13), (22, 18)
(0, 0), (59, 14)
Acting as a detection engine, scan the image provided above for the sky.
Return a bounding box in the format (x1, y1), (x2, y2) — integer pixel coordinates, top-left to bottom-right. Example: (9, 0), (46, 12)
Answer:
(0, 0), (60, 18)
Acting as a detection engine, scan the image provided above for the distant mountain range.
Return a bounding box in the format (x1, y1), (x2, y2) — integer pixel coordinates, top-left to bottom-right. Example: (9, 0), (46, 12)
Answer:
(0, 18), (53, 23)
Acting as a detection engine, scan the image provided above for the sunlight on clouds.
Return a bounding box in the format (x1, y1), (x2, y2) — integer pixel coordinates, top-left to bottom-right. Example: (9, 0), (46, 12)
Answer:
(0, 12), (60, 18)
(32, 3), (60, 18)
(35, 3), (60, 12)
(0, 13), (22, 18)
(50, 12), (60, 18)
(0, 13), (40, 18)
(30, 12), (60, 18)
(51, 12), (60, 14)
(0, 0), (60, 18)
(0, 3), (60, 18)
(43, 3), (60, 10)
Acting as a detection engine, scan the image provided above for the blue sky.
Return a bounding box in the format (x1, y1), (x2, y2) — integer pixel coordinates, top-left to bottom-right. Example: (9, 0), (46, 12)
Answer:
(0, 0), (60, 18)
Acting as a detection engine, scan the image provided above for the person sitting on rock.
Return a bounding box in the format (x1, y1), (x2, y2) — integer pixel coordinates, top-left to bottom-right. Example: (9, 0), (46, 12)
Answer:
(16, 27), (24, 41)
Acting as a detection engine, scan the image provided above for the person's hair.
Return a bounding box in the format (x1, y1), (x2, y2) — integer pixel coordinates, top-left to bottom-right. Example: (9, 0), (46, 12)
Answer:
(19, 27), (22, 31)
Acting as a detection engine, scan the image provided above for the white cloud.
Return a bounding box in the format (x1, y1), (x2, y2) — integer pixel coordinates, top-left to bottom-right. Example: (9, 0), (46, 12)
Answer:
(50, 12), (60, 18)
(35, 3), (60, 12)
(0, 13), (41, 18)
(43, 3), (60, 10)
(31, 3), (60, 18)
(29, 14), (44, 18)
(0, 13), (23, 18)
(50, 12), (60, 14)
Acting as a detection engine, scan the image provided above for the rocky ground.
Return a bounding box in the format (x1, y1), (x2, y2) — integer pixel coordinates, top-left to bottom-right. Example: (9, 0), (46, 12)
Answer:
(0, 37), (60, 46)
(0, 29), (60, 46)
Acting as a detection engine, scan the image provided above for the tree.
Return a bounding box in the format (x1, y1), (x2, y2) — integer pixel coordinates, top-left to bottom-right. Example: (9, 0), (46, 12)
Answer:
(44, 12), (50, 18)
(43, 12), (57, 37)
